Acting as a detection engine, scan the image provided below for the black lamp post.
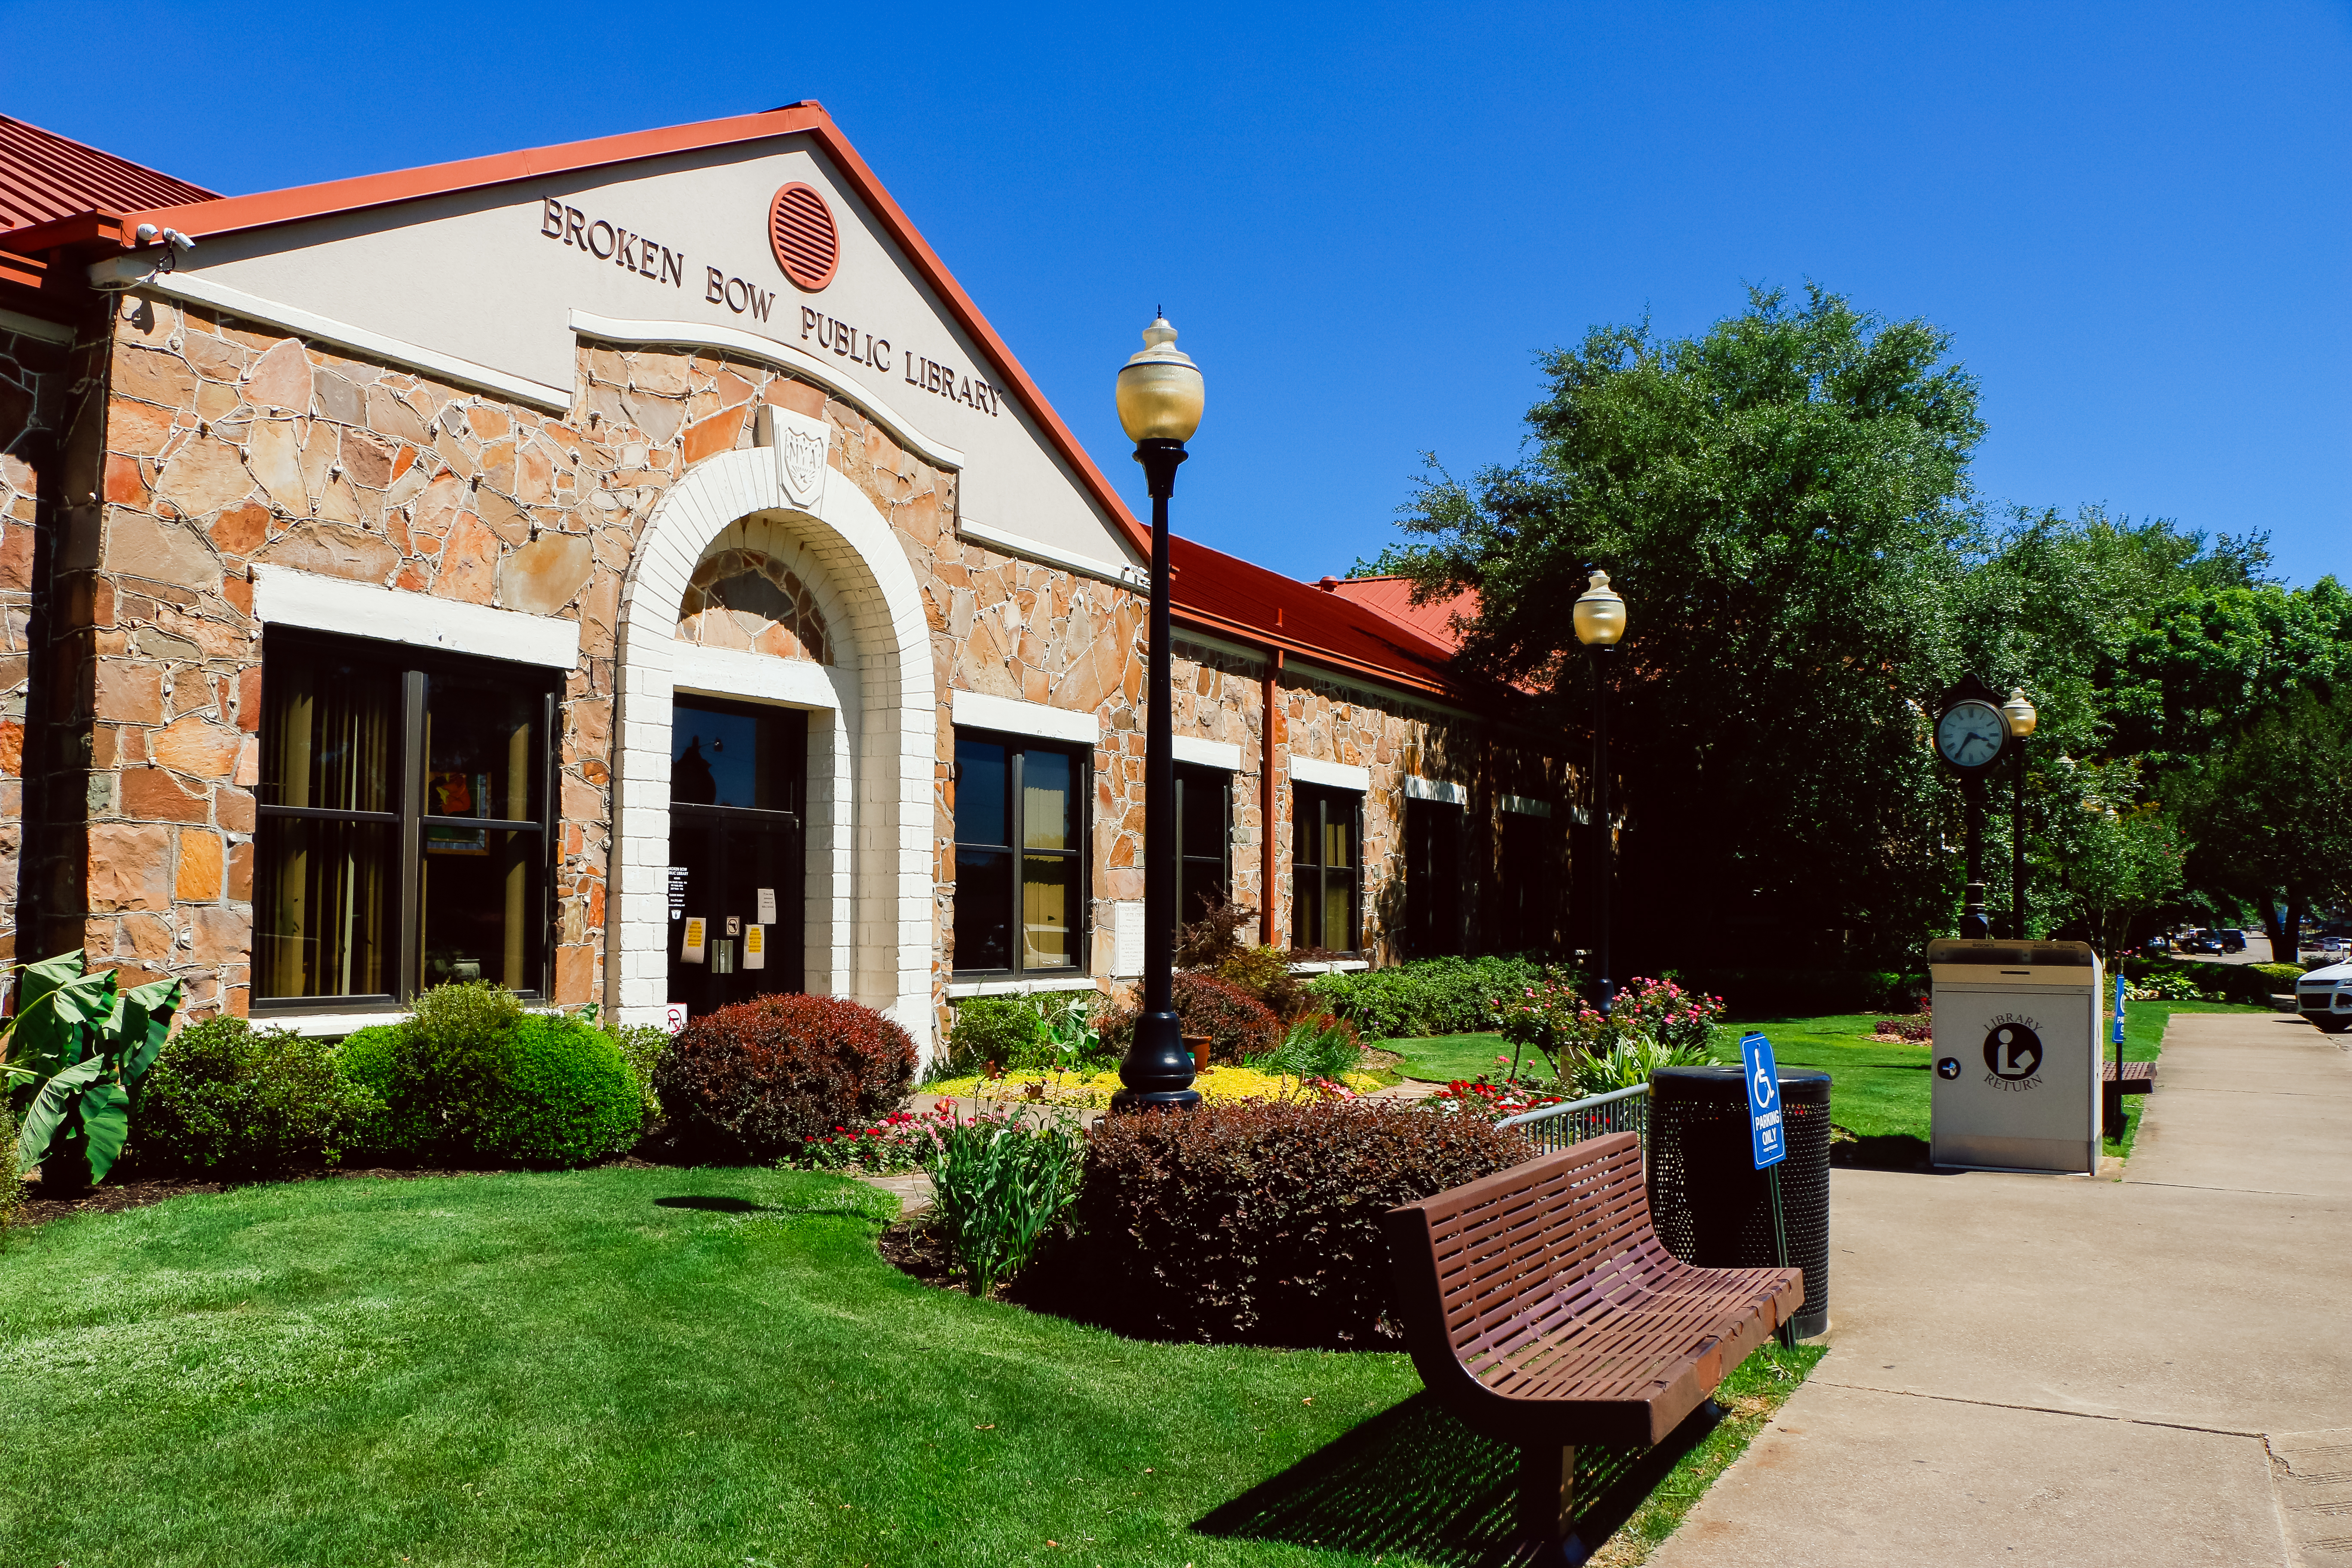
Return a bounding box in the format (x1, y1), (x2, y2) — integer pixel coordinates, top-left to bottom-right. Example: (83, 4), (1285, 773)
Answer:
(1572, 570), (1627, 1014)
(2001, 686), (2037, 939)
(1111, 316), (1205, 1114)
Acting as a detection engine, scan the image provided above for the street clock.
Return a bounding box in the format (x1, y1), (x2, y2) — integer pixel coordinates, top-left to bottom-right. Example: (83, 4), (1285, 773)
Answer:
(1934, 676), (2011, 774)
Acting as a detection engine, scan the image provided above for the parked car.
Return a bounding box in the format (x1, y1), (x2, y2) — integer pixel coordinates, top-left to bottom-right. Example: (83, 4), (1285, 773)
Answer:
(2180, 930), (2223, 954)
(2296, 961), (2352, 1034)
(2216, 928), (2247, 953)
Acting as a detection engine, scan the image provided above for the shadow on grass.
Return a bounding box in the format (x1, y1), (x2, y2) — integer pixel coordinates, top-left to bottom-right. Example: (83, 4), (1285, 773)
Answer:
(653, 1195), (775, 1213)
(1191, 1392), (1726, 1566)
(1831, 1132), (1930, 1170)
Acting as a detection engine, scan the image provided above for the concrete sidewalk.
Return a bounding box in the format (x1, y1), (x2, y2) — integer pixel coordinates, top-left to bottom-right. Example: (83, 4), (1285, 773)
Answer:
(1649, 1011), (2352, 1568)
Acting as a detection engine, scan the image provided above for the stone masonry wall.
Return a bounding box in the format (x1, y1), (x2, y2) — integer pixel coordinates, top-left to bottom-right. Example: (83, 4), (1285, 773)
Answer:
(59, 285), (1569, 1027)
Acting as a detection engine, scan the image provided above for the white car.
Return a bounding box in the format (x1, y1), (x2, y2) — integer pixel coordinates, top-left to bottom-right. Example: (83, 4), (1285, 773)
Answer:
(2297, 962), (2352, 1034)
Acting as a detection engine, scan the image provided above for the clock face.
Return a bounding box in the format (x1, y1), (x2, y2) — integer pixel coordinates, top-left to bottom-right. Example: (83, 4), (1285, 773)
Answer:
(1936, 700), (2007, 769)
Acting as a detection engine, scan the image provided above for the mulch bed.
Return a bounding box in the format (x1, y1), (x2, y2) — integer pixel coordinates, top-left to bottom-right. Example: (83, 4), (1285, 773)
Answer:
(876, 1217), (966, 1293)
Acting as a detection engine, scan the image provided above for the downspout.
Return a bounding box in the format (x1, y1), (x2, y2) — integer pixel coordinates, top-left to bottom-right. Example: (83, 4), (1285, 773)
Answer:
(1260, 646), (1282, 949)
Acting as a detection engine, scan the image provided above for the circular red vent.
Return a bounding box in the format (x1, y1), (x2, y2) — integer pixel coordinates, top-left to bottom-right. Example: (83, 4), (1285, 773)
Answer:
(769, 182), (839, 292)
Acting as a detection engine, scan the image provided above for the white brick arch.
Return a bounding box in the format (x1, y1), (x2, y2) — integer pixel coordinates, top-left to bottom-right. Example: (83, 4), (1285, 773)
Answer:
(607, 447), (935, 1055)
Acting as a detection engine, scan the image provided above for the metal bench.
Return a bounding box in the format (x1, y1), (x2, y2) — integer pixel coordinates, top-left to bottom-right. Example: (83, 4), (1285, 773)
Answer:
(1381, 1132), (1804, 1555)
(2101, 1059), (2156, 1139)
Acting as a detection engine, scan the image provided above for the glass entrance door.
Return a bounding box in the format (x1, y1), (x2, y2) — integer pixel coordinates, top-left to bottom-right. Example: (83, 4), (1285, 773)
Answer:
(666, 699), (807, 1021)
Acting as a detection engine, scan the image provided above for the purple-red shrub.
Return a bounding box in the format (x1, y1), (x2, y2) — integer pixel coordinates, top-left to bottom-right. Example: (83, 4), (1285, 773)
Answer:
(1101, 971), (1281, 1065)
(653, 993), (915, 1161)
(1072, 1099), (1535, 1347)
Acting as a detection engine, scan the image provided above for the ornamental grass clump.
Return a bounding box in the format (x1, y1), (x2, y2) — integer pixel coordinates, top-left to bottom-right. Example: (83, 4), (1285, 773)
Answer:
(1074, 1099), (1535, 1347)
(1248, 1012), (1364, 1082)
(654, 992), (916, 1163)
(919, 1107), (1085, 1296)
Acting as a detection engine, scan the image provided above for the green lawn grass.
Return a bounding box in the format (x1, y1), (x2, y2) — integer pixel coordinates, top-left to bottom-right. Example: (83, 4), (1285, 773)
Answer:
(1384, 1001), (2272, 1166)
(1386, 1032), (1530, 1084)
(0, 1167), (1812, 1567)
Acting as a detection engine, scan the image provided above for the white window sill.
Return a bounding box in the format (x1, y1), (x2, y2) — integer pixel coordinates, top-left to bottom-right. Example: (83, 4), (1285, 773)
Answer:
(945, 975), (1104, 999)
(257, 1005), (567, 1037)
(1288, 959), (1370, 975)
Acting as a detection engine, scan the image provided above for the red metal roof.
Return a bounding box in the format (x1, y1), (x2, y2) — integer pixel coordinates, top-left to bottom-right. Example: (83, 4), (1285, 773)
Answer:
(0, 115), (215, 233)
(1172, 542), (1455, 693)
(1320, 574), (1478, 649)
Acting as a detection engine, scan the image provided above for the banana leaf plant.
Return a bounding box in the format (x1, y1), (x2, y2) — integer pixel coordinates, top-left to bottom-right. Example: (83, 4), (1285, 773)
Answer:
(1, 949), (183, 1191)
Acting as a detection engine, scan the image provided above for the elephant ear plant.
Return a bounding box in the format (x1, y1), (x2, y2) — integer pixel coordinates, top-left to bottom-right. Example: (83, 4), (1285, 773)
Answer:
(2, 949), (184, 1193)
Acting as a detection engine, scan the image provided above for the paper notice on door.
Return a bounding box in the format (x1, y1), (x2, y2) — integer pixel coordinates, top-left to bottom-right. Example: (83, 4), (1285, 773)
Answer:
(744, 923), (766, 970)
(756, 887), (777, 925)
(681, 916), (707, 963)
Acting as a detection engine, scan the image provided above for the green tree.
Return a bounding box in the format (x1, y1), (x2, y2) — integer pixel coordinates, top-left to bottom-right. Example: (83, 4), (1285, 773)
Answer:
(2107, 579), (2352, 768)
(1392, 285), (1983, 962)
(2037, 762), (2185, 967)
(2174, 691), (2352, 959)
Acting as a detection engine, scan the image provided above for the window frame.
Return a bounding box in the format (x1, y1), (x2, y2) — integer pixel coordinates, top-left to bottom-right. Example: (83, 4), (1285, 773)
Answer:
(1289, 781), (1363, 956)
(949, 728), (1091, 980)
(1173, 761), (1233, 925)
(251, 630), (559, 1016)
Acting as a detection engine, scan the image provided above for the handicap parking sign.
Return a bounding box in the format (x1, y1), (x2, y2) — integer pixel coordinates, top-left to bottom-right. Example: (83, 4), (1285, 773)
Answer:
(1740, 1032), (1786, 1170)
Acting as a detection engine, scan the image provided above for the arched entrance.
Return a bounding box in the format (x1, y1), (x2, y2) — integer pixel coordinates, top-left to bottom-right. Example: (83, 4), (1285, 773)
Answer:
(606, 438), (936, 1056)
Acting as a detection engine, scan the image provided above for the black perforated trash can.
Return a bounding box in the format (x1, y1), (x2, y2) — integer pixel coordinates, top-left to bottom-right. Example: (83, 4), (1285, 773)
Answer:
(1648, 1065), (1832, 1340)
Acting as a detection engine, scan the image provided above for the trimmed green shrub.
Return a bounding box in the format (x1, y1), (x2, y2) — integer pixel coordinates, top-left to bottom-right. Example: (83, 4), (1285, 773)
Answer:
(2243, 962), (2306, 1004)
(605, 1020), (670, 1124)
(334, 1023), (415, 1159)
(655, 993), (916, 1163)
(404, 980), (527, 1154)
(944, 996), (1045, 1076)
(132, 1016), (379, 1176)
(2118, 956), (2300, 1006)
(1679, 967), (1916, 1017)
(492, 1015), (643, 1166)
(1305, 954), (1564, 1039)
(333, 988), (646, 1168)
(1072, 1099), (1535, 1347)
(1100, 971), (1280, 1065)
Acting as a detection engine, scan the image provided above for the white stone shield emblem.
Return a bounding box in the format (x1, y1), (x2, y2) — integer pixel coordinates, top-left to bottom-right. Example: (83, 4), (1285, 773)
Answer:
(760, 405), (831, 511)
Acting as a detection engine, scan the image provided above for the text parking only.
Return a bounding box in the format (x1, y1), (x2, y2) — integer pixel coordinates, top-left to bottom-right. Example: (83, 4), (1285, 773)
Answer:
(1741, 1031), (1786, 1169)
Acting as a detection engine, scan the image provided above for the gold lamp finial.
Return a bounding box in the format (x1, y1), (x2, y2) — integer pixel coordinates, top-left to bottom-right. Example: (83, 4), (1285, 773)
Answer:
(1115, 315), (1205, 444)
(1572, 569), (1627, 647)
(2002, 686), (2038, 738)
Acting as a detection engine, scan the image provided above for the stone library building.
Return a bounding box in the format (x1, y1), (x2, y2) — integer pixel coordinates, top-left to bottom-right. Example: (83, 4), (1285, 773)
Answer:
(0, 103), (1581, 1059)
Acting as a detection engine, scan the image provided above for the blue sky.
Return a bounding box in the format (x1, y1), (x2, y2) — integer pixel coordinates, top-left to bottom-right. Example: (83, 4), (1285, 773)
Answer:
(8, 0), (2345, 587)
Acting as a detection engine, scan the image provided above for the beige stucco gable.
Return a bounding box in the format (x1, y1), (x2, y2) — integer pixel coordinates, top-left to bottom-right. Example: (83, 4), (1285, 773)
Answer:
(97, 135), (1144, 579)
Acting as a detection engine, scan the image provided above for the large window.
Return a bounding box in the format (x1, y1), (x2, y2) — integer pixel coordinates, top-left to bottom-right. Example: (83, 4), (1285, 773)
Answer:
(1290, 783), (1361, 954)
(254, 632), (555, 1011)
(1403, 796), (1464, 957)
(1175, 763), (1231, 923)
(953, 732), (1086, 976)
